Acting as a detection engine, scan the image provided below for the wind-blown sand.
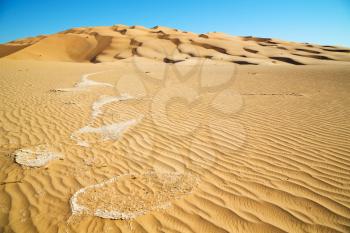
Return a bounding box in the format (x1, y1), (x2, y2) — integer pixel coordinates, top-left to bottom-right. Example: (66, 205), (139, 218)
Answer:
(0, 25), (350, 233)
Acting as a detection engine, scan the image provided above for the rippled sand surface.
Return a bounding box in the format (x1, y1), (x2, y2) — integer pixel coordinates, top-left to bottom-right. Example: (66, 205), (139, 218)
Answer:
(1, 25), (350, 233)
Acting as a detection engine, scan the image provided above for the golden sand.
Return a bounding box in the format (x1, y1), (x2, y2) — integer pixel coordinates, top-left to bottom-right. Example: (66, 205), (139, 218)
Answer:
(0, 25), (350, 232)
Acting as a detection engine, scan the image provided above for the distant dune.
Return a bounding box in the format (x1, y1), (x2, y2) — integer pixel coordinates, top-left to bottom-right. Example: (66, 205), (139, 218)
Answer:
(0, 25), (350, 233)
(1, 24), (350, 65)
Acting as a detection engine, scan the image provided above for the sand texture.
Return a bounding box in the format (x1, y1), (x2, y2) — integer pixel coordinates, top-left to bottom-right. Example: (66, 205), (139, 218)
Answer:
(0, 25), (350, 233)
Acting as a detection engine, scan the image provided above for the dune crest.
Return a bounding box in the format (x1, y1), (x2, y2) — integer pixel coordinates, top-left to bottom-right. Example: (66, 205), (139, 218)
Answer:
(1, 25), (349, 65)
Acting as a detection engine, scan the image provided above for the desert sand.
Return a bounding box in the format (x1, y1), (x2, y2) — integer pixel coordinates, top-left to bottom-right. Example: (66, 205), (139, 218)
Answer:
(0, 25), (350, 233)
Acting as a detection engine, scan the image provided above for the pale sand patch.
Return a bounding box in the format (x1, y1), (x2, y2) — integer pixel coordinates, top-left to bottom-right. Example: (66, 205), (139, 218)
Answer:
(54, 71), (113, 92)
(71, 117), (143, 147)
(70, 172), (199, 220)
(91, 94), (135, 119)
(13, 145), (63, 167)
(74, 71), (113, 88)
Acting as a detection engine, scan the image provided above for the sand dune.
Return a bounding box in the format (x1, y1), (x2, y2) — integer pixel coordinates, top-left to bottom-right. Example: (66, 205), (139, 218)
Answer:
(2, 25), (350, 65)
(0, 25), (350, 233)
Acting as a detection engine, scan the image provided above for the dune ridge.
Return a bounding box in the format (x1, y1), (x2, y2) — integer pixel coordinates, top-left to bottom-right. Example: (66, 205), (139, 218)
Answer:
(1, 24), (350, 65)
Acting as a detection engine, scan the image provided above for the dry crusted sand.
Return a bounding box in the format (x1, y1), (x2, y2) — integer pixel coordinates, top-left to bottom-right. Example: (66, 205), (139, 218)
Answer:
(0, 25), (350, 233)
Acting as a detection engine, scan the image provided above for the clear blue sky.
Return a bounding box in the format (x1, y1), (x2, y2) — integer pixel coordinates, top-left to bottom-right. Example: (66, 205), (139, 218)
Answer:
(0, 0), (349, 46)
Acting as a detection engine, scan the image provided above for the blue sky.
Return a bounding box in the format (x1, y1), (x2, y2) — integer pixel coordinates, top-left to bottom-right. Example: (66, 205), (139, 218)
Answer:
(0, 0), (349, 46)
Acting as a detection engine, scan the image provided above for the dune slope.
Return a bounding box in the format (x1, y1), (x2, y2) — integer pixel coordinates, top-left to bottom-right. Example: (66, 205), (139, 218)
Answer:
(2, 24), (350, 65)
